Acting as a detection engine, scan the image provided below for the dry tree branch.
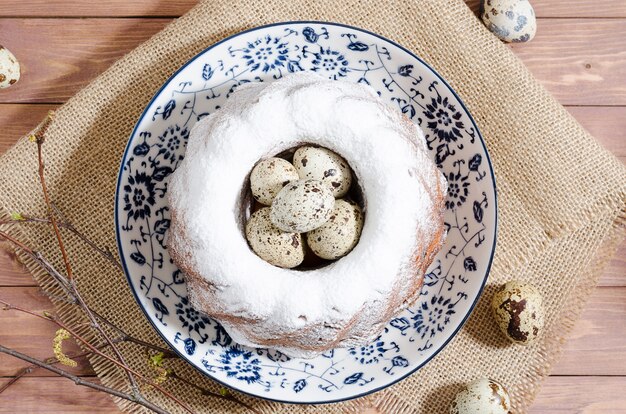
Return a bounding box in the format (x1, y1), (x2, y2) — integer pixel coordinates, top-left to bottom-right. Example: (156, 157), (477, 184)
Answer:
(0, 345), (171, 414)
(0, 225), (258, 413)
(0, 365), (36, 394)
(0, 229), (74, 299)
(168, 372), (262, 414)
(1, 343), (110, 393)
(0, 215), (122, 270)
(0, 300), (196, 414)
(29, 112), (73, 281)
(1, 324), (245, 412)
(111, 330), (176, 358)
(30, 112), (143, 400)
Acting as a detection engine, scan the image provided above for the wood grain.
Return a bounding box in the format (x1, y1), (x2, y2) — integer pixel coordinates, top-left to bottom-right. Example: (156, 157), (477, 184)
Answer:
(0, 18), (170, 103)
(532, 0), (626, 18)
(0, 377), (117, 413)
(2, 376), (626, 413)
(529, 377), (626, 413)
(465, 0), (626, 18)
(0, 287), (93, 376)
(0, 0), (196, 17)
(0, 243), (38, 287)
(3, 0), (625, 18)
(0, 104), (58, 153)
(566, 106), (626, 161)
(551, 287), (626, 375)
(511, 18), (626, 106)
(598, 243), (626, 287)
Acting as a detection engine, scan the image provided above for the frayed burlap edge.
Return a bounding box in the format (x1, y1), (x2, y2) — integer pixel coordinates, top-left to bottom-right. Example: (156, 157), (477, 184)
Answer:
(509, 208), (626, 412)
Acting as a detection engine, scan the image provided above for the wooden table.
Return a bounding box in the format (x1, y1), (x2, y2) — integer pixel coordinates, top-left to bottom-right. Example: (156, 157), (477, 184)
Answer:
(0, 1), (624, 412)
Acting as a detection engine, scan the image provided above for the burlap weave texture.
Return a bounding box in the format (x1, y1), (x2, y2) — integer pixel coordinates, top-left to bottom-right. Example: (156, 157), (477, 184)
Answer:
(0, 0), (624, 413)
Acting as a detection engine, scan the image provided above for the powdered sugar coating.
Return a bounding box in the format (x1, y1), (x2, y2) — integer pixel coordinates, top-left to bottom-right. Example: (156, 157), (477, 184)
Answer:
(167, 72), (447, 358)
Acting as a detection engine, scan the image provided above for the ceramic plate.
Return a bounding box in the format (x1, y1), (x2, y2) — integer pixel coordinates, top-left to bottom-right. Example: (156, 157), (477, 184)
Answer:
(115, 22), (497, 404)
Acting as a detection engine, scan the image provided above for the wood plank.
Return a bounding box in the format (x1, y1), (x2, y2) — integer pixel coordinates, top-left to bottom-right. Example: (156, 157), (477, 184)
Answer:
(511, 19), (626, 106)
(566, 106), (626, 157)
(551, 287), (626, 375)
(533, 1), (626, 18)
(2, 377), (626, 414)
(0, 104), (58, 153)
(0, 18), (170, 103)
(0, 287), (93, 376)
(0, 244), (38, 287)
(0, 0), (196, 17)
(2, 0), (624, 18)
(465, 0), (626, 18)
(0, 0), (389, 18)
(0, 377), (118, 413)
(566, 105), (626, 166)
(0, 19), (623, 105)
(530, 376), (626, 413)
(598, 242), (626, 287)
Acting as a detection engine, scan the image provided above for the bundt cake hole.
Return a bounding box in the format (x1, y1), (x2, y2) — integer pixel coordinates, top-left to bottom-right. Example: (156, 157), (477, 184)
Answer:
(240, 144), (366, 271)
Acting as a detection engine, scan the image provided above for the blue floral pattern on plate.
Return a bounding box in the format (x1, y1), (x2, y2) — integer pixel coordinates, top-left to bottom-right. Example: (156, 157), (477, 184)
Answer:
(115, 22), (497, 404)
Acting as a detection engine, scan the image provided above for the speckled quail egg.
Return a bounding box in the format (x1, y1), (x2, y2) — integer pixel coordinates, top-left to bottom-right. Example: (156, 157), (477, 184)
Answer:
(293, 146), (353, 198)
(0, 45), (20, 89)
(306, 199), (363, 260)
(245, 207), (305, 268)
(250, 157), (299, 205)
(491, 280), (545, 345)
(481, 0), (537, 43)
(450, 378), (512, 414)
(270, 179), (335, 233)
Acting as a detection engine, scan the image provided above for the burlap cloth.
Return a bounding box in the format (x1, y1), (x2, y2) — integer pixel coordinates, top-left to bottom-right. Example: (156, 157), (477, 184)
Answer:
(1, 0), (625, 412)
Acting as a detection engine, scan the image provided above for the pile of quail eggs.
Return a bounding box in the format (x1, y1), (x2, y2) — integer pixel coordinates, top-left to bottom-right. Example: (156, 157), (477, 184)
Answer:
(245, 146), (363, 269)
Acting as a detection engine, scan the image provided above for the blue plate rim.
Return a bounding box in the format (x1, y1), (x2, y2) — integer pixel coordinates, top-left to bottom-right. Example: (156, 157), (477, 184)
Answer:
(114, 20), (499, 405)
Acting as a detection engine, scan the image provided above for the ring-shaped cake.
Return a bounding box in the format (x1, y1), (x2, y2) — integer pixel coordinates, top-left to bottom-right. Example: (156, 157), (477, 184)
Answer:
(168, 73), (447, 358)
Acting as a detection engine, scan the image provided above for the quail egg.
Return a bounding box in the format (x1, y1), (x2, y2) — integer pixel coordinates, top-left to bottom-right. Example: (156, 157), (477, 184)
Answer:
(306, 199), (363, 260)
(245, 207), (304, 268)
(293, 146), (353, 198)
(270, 179), (335, 233)
(250, 157), (299, 205)
(481, 0), (537, 43)
(0, 45), (20, 89)
(491, 280), (545, 345)
(450, 378), (512, 414)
